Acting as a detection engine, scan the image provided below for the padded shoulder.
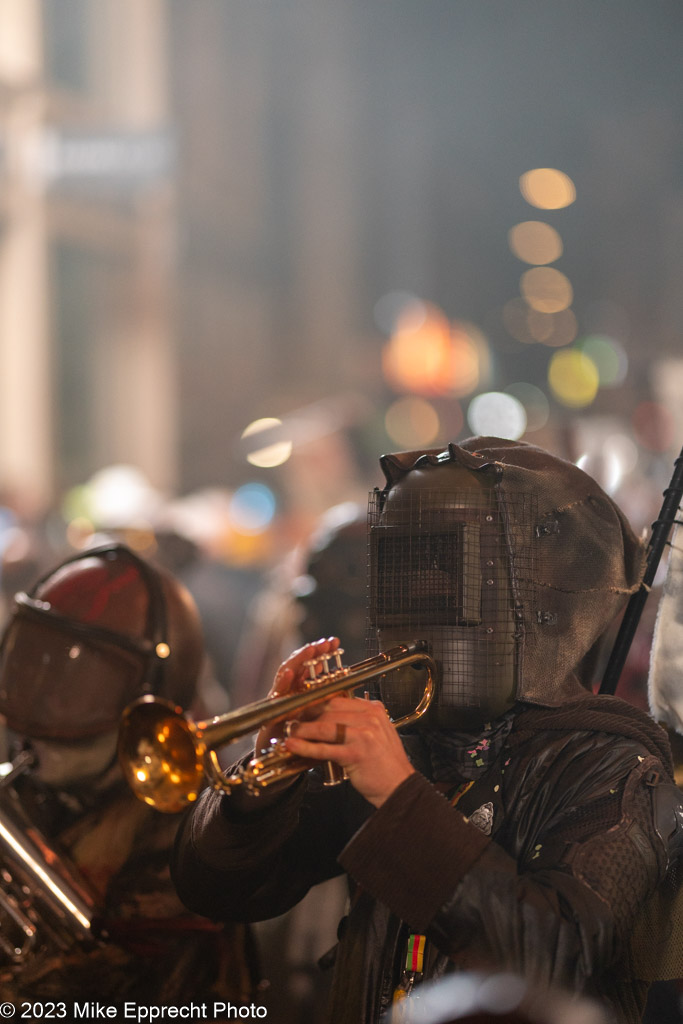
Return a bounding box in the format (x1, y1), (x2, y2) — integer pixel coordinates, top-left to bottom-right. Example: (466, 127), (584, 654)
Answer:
(652, 779), (683, 869)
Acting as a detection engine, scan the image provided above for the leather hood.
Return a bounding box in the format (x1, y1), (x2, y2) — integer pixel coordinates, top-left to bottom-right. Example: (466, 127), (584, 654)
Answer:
(377, 436), (647, 707)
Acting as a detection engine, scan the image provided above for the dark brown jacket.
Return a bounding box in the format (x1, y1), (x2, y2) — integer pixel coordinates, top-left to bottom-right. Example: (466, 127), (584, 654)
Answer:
(172, 696), (681, 1024)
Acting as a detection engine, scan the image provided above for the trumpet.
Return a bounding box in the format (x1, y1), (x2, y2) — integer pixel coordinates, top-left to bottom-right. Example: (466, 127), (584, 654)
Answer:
(118, 641), (437, 813)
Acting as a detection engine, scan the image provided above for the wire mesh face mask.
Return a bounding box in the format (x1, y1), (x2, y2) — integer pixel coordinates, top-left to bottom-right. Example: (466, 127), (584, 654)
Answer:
(368, 452), (535, 730)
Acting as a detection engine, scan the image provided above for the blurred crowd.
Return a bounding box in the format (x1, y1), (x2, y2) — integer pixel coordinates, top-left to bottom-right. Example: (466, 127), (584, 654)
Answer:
(0, 433), (681, 1022)
(0, 467), (370, 1021)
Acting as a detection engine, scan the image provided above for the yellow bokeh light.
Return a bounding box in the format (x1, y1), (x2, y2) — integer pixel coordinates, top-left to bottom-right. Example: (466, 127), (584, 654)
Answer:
(519, 168), (576, 210)
(241, 417), (293, 468)
(385, 397), (441, 448)
(508, 221), (563, 265)
(246, 444), (292, 468)
(548, 350), (599, 408)
(242, 417), (282, 437)
(224, 527), (274, 567)
(521, 267), (573, 314)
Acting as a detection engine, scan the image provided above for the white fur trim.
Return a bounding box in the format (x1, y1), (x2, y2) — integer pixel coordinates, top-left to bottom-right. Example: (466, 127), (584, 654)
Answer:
(649, 523), (683, 733)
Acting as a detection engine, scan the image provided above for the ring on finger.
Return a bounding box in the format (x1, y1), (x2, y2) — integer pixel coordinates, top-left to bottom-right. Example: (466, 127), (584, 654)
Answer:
(335, 722), (347, 744)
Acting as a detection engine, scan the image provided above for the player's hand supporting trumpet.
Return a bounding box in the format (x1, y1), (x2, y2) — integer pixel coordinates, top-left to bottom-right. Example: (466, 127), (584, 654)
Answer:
(257, 636), (415, 808)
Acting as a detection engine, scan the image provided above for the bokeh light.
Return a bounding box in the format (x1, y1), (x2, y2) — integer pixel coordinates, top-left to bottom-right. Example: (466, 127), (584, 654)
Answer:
(382, 304), (483, 397)
(502, 298), (535, 344)
(62, 484), (91, 523)
(529, 307), (578, 347)
(67, 464), (162, 529)
(449, 321), (485, 397)
(576, 434), (639, 495)
(458, 321), (492, 389)
(467, 392), (527, 440)
(606, 433), (639, 478)
(382, 302), (451, 395)
(242, 417), (293, 468)
(385, 397), (440, 448)
(119, 527), (157, 554)
(64, 515), (95, 550)
(521, 267), (573, 313)
(548, 350), (599, 408)
(576, 334), (628, 387)
(519, 168), (576, 209)
(508, 221), (563, 265)
(504, 382), (550, 432)
(502, 299), (577, 347)
(229, 482), (277, 533)
(632, 402), (675, 453)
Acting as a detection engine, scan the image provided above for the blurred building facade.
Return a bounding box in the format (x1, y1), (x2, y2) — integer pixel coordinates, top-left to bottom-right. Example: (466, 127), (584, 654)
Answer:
(0, 0), (375, 520)
(0, 0), (180, 513)
(1, 0), (683, 537)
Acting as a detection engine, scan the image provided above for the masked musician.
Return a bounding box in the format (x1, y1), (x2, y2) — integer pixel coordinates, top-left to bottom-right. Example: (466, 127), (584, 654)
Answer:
(0, 543), (255, 1005)
(172, 439), (683, 1024)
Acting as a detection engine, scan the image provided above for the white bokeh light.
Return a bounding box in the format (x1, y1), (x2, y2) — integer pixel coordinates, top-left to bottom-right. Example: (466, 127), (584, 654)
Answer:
(87, 465), (162, 527)
(467, 392), (527, 440)
(241, 417), (293, 468)
(576, 433), (639, 495)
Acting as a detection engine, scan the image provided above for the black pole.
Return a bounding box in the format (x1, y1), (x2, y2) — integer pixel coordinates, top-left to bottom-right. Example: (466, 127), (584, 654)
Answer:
(600, 445), (683, 696)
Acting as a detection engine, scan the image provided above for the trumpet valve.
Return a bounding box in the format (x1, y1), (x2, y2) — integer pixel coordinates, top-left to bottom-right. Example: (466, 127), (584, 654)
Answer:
(322, 761), (346, 786)
(302, 648), (346, 689)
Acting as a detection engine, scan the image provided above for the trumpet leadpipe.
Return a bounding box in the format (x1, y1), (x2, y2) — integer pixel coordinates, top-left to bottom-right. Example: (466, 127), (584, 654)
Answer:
(118, 640), (436, 813)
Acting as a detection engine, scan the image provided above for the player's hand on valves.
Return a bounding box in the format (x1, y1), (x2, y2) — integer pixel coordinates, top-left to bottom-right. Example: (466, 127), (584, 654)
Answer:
(284, 691), (415, 808)
(226, 637), (343, 813)
(255, 636), (341, 754)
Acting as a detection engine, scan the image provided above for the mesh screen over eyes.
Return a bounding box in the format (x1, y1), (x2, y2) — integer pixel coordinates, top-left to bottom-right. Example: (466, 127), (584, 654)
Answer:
(368, 488), (537, 718)
(373, 525), (481, 626)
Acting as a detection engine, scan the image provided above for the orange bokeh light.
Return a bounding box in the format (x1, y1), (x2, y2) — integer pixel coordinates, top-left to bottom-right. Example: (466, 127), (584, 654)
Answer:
(519, 168), (576, 210)
(382, 304), (481, 398)
(521, 267), (573, 314)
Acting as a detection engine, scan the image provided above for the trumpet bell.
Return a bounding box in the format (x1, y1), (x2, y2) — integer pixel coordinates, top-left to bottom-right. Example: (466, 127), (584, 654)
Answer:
(118, 696), (206, 814)
(118, 641), (438, 812)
